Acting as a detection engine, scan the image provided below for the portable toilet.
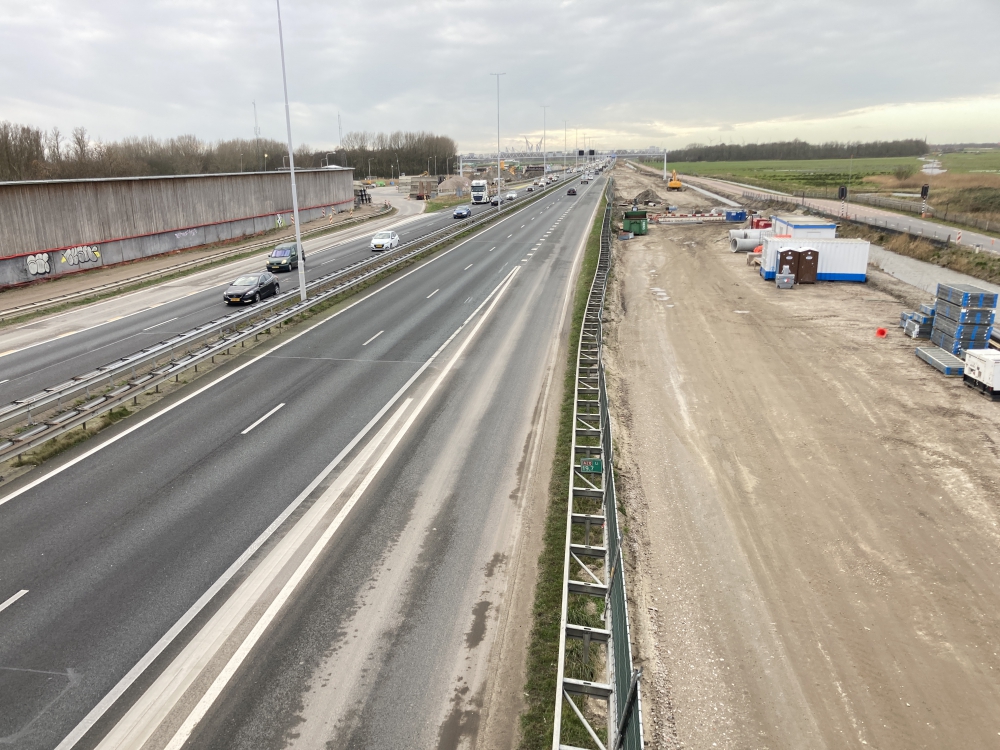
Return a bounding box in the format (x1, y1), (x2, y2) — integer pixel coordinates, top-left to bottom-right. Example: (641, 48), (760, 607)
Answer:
(623, 209), (648, 235)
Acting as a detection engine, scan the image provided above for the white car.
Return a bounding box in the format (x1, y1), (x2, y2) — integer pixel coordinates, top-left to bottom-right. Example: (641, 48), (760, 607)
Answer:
(370, 231), (399, 252)
(505, 191), (517, 200)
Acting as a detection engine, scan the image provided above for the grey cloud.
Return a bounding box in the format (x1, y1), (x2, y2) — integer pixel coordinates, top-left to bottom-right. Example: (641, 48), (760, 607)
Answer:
(0, 0), (997, 151)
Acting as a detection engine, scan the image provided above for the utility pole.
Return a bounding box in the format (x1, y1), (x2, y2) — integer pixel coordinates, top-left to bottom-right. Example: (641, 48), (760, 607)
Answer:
(575, 128), (578, 169)
(491, 73), (505, 210)
(564, 120), (567, 172)
(275, 0), (307, 302)
(663, 149), (667, 181)
(253, 101), (261, 171)
(542, 105), (548, 177)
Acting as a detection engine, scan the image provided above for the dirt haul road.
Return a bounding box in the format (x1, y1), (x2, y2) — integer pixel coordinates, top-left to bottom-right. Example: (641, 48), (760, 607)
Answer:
(604, 165), (1000, 749)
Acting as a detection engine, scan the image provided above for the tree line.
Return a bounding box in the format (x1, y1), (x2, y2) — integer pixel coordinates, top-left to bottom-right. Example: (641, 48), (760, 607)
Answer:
(665, 138), (928, 163)
(0, 120), (457, 181)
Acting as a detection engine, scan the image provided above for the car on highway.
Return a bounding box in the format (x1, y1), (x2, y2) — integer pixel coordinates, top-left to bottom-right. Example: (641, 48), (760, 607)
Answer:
(453, 205), (472, 219)
(490, 195), (504, 206)
(580, 176), (590, 184)
(224, 273), (279, 305)
(505, 191), (517, 200)
(567, 187), (577, 196)
(526, 186), (534, 192)
(266, 242), (299, 272)
(370, 231), (400, 252)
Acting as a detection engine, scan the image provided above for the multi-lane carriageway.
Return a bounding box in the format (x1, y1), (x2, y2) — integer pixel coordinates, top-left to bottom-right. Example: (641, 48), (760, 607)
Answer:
(0, 176), (606, 749)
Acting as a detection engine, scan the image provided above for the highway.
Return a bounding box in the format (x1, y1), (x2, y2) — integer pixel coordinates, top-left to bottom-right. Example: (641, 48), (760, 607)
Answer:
(0, 174), (605, 749)
(0, 192), (505, 405)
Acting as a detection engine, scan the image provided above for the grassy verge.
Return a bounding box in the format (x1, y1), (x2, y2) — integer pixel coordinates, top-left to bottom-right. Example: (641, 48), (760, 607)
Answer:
(519, 192), (607, 749)
(837, 221), (1000, 285)
(0, 208), (396, 330)
(424, 194), (469, 212)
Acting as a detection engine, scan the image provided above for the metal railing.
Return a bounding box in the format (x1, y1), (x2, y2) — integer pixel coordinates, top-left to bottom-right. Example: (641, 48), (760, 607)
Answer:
(554, 175), (643, 750)
(0, 178), (572, 464)
(0, 204), (397, 322)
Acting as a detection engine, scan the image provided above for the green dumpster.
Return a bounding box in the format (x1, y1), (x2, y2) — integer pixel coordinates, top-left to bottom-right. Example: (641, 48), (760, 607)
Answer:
(622, 209), (648, 235)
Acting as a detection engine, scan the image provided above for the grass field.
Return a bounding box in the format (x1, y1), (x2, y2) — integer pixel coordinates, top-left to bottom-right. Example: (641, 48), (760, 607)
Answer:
(640, 156), (921, 192)
(939, 150), (1000, 174)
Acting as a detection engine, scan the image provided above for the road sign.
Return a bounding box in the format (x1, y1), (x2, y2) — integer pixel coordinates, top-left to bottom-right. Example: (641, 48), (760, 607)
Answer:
(921, 184), (930, 199)
(579, 457), (603, 473)
(838, 185), (847, 200)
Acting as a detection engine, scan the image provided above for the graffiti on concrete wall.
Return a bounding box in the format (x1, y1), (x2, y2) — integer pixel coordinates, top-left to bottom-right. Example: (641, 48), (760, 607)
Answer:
(26, 253), (51, 276)
(174, 229), (197, 239)
(61, 245), (101, 267)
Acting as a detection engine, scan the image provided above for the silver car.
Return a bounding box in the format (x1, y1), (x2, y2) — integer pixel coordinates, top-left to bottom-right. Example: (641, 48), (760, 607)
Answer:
(370, 231), (399, 252)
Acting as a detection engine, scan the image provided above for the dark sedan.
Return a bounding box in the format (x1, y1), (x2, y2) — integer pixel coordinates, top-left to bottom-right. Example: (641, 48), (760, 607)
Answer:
(453, 205), (472, 219)
(223, 272), (280, 305)
(567, 187), (577, 196)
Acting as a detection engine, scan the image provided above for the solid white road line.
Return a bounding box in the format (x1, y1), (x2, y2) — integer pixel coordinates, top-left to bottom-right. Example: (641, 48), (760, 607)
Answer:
(489, 247), (496, 252)
(0, 589), (28, 614)
(142, 317), (178, 331)
(427, 289), (439, 299)
(464, 264), (473, 270)
(159, 265), (522, 750)
(362, 330), (384, 346)
(53, 265), (523, 750)
(507, 234), (512, 238)
(240, 403), (285, 435)
(0, 379), (8, 385)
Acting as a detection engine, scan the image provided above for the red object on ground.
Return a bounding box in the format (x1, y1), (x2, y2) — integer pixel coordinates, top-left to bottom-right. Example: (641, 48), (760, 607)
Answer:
(875, 328), (888, 338)
(753, 245), (763, 253)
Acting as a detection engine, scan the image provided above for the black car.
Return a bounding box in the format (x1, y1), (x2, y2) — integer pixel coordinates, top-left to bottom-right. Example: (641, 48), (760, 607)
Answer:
(567, 188), (577, 196)
(453, 205), (472, 219)
(490, 195), (504, 206)
(224, 273), (280, 305)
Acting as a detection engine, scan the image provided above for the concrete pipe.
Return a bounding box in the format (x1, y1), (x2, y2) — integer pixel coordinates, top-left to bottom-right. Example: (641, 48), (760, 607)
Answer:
(728, 228), (767, 242)
(731, 237), (762, 252)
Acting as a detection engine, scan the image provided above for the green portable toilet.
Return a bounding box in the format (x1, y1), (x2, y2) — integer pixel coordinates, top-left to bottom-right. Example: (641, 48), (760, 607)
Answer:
(622, 209), (648, 235)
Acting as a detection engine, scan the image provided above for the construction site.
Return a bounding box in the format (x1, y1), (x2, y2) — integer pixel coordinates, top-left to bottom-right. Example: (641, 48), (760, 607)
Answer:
(604, 162), (1000, 749)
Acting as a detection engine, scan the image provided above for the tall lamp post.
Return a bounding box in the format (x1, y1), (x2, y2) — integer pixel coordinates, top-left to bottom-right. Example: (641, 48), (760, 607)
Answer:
(368, 158), (373, 182)
(490, 72), (505, 211)
(541, 105), (548, 177)
(275, 0), (307, 302)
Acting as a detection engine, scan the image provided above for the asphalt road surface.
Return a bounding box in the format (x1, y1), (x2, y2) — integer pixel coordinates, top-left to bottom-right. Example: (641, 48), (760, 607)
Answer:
(0, 175), (604, 749)
(0, 194), (510, 405)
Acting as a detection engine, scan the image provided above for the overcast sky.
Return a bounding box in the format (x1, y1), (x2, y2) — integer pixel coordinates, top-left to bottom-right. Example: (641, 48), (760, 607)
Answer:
(2, 0), (998, 154)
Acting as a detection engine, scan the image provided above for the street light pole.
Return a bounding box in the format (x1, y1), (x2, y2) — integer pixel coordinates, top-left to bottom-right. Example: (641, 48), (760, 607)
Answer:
(368, 158), (373, 182)
(542, 105), (548, 177)
(564, 120), (567, 172)
(275, 0), (307, 302)
(490, 72), (505, 211)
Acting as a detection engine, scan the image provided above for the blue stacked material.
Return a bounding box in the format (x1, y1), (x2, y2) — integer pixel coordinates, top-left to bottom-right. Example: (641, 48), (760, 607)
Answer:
(910, 311), (935, 325)
(933, 316), (992, 340)
(916, 346), (965, 376)
(899, 311), (912, 328)
(904, 320), (932, 339)
(935, 282), (999, 308)
(935, 300), (996, 325)
(919, 302), (936, 316)
(931, 328), (991, 355)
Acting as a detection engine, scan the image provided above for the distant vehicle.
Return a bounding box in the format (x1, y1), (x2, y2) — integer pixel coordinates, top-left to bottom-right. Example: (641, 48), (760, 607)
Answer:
(533, 180), (541, 186)
(490, 195), (504, 206)
(453, 205), (472, 219)
(370, 231), (400, 252)
(505, 191), (517, 200)
(224, 273), (279, 305)
(567, 187), (577, 196)
(580, 176), (589, 184)
(471, 179), (490, 204)
(526, 186), (534, 192)
(667, 169), (683, 191)
(266, 242), (299, 272)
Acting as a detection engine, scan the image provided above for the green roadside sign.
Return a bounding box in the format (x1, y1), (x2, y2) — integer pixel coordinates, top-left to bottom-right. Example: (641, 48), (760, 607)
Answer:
(579, 457), (603, 473)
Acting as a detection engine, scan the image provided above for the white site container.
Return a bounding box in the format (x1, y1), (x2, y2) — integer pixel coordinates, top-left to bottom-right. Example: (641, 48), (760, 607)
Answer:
(964, 349), (1000, 390)
(771, 215), (838, 239)
(760, 236), (870, 282)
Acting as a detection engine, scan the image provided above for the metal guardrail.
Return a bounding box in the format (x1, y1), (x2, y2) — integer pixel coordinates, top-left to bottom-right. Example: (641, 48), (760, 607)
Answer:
(0, 204), (397, 322)
(0, 179), (572, 463)
(554, 175), (643, 750)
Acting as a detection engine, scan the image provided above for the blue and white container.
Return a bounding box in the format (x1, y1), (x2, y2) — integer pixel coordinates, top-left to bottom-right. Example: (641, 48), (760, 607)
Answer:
(771, 215), (838, 239)
(759, 237), (870, 282)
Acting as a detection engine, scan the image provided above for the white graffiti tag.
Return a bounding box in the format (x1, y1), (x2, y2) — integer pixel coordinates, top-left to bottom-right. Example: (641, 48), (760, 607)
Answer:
(26, 253), (51, 275)
(62, 245), (101, 267)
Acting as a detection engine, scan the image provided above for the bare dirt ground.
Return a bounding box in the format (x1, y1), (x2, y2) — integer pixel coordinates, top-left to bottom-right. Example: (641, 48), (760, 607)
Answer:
(603, 164), (1000, 749)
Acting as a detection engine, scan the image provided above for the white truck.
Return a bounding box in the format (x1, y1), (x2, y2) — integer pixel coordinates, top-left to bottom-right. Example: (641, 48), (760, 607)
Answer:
(470, 180), (490, 204)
